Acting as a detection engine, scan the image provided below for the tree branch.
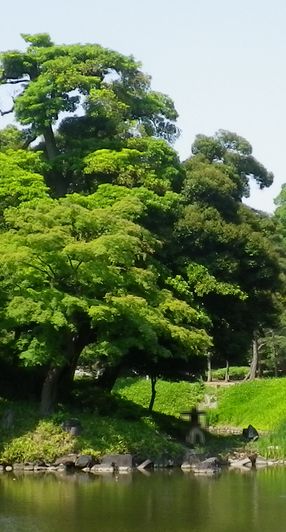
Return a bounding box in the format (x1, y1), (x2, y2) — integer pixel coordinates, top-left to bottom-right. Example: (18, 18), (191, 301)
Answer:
(2, 78), (29, 85)
(0, 106), (14, 116)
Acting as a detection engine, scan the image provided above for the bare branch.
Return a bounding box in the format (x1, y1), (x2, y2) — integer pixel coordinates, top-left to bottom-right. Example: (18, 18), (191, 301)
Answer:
(2, 78), (29, 85)
(0, 106), (14, 116)
(36, 256), (57, 278)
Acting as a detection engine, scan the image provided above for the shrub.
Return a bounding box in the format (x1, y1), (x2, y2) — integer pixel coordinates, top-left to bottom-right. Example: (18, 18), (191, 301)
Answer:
(210, 366), (249, 381)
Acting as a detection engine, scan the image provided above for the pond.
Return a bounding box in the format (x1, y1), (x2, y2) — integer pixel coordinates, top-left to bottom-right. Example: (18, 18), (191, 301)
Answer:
(1, 468), (286, 531)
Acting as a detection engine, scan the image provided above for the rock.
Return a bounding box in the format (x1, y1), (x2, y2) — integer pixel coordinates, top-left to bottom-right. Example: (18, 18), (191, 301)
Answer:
(5, 465), (13, 472)
(53, 454), (77, 467)
(13, 463), (25, 471)
(61, 419), (82, 436)
(183, 449), (202, 466)
(229, 458), (251, 469)
(75, 455), (94, 469)
(191, 457), (221, 475)
(90, 464), (114, 474)
(101, 454), (133, 468)
(24, 465), (34, 471)
(118, 466), (132, 474)
(242, 424), (259, 441)
(56, 465), (67, 472)
(34, 466), (47, 472)
(181, 462), (192, 471)
(137, 459), (153, 471)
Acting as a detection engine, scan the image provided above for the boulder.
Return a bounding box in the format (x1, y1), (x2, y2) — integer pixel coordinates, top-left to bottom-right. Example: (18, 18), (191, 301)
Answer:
(183, 449), (202, 466)
(191, 457), (221, 475)
(242, 425), (259, 441)
(24, 464), (34, 471)
(90, 464), (114, 473)
(13, 463), (25, 471)
(53, 454), (77, 467)
(34, 465), (47, 472)
(137, 459), (153, 471)
(61, 419), (82, 436)
(75, 455), (94, 469)
(229, 458), (251, 469)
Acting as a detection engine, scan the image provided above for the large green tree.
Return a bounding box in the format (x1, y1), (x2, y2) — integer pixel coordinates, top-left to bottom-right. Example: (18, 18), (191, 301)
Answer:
(0, 33), (178, 195)
(0, 186), (211, 414)
(174, 131), (280, 365)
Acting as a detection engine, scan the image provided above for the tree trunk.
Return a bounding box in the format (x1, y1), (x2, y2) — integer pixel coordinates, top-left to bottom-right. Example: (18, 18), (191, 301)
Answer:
(207, 353), (212, 382)
(42, 124), (58, 161)
(148, 375), (157, 413)
(41, 326), (94, 412)
(249, 338), (259, 381)
(225, 360), (229, 382)
(96, 365), (121, 391)
(271, 330), (278, 377)
(40, 366), (62, 416)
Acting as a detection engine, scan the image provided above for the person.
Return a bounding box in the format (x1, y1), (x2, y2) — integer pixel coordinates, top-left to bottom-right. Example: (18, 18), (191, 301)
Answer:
(185, 407), (205, 446)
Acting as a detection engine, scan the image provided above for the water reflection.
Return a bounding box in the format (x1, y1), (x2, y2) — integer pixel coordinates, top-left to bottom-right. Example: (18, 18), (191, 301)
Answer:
(1, 469), (286, 531)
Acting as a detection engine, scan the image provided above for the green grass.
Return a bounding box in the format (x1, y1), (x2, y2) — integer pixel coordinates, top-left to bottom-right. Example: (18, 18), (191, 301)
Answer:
(0, 407), (185, 464)
(207, 377), (286, 459)
(207, 378), (286, 431)
(113, 377), (205, 417)
(3, 377), (286, 464)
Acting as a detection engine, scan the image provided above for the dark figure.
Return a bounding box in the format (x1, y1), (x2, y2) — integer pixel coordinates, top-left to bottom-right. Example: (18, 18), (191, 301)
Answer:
(181, 407), (205, 446)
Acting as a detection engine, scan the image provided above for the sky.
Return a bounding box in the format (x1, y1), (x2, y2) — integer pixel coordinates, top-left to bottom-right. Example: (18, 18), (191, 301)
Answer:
(1, 0), (286, 212)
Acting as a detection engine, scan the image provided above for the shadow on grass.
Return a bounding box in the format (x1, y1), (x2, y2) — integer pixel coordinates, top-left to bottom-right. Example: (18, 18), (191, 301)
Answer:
(71, 378), (246, 458)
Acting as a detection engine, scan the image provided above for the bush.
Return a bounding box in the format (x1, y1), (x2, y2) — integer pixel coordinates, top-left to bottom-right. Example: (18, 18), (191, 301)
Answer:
(210, 366), (249, 381)
(0, 421), (75, 463)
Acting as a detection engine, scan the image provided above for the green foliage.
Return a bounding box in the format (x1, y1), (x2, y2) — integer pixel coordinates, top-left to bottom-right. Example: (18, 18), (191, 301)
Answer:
(0, 150), (48, 217)
(84, 137), (184, 194)
(0, 191), (211, 401)
(210, 366), (249, 381)
(176, 138), (281, 364)
(0, 126), (26, 151)
(191, 129), (273, 197)
(1, 420), (74, 463)
(0, 34), (281, 416)
(0, 393), (185, 462)
(77, 415), (183, 460)
(0, 34), (178, 162)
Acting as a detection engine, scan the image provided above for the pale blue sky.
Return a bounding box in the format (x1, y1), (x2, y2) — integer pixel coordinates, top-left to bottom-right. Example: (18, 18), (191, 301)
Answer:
(1, 0), (286, 212)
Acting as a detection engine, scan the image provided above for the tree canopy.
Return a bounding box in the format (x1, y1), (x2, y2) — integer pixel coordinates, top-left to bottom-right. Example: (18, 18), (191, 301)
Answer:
(0, 34), (282, 412)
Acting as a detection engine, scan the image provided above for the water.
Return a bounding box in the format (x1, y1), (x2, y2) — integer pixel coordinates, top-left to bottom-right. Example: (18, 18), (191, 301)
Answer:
(1, 468), (286, 532)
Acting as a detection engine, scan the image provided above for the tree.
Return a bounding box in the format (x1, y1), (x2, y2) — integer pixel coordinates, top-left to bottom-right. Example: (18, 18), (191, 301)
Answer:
(0, 149), (48, 218)
(174, 131), (281, 365)
(0, 34), (178, 195)
(0, 191), (211, 414)
(191, 129), (273, 198)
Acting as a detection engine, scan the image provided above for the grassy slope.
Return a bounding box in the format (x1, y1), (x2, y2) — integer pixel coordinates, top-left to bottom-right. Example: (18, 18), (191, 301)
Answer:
(0, 379), (204, 463)
(113, 377), (205, 417)
(2, 377), (286, 463)
(208, 378), (286, 431)
(207, 378), (286, 459)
